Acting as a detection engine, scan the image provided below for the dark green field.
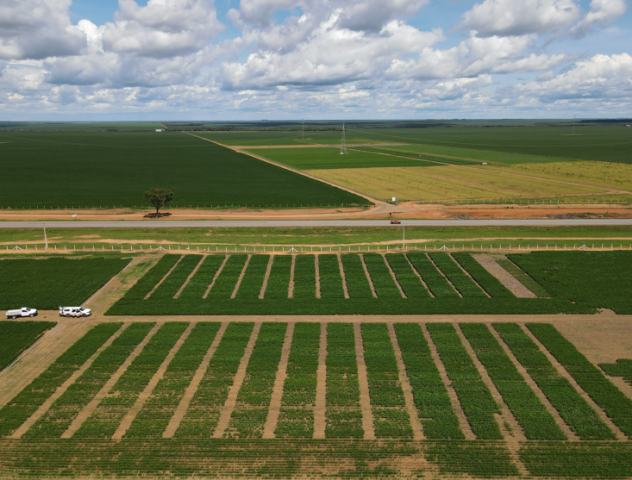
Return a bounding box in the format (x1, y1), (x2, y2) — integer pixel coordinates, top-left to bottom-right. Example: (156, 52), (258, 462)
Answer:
(0, 322), (55, 371)
(0, 132), (368, 209)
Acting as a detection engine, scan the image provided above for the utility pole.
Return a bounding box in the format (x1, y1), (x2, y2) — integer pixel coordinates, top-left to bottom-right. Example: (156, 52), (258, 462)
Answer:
(43, 223), (48, 250)
(402, 225), (405, 249)
(340, 123), (347, 155)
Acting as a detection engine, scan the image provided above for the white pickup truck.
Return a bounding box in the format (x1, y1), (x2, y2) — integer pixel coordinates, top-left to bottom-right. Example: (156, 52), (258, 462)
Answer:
(6, 308), (38, 319)
(59, 306), (92, 317)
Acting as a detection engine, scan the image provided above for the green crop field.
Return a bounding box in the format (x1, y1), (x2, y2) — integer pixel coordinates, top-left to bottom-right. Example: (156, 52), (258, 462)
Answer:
(0, 322), (55, 371)
(0, 132), (368, 209)
(0, 320), (631, 478)
(107, 251), (632, 316)
(0, 257), (130, 309)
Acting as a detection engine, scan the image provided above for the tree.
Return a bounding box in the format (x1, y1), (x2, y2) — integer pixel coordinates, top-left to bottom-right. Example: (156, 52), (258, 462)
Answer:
(144, 188), (174, 215)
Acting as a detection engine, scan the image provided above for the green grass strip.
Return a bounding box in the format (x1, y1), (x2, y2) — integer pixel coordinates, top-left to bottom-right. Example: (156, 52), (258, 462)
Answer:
(73, 322), (189, 439)
(394, 324), (463, 439)
(178, 256), (225, 299)
(341, 254), (373, 298)
(494, 323), (614, 440)
(385, 254), (430, 298)
(119, 255), (180, 301)
(318, 255), (345, 299)
(426, 323), (502, 439)
(460, 323), (566, 440)
(25, 323), (155, 439)
(292, 255), (316, 299)
(363, 254), (401, 298)
(235, 255), (270, 299)
(264, 256), (292, 299)
(0, 321), (55, 371)
(528, 323), (632, 438)
(495, 257), (549, 297)
(361, 324), (411, 438)
(407, 253), (459, 297)
(207, 254), (247, 299)
(176, 322), (254, 438)
(453, 253), (514, 297)
(276, 323), (319, 438)
(0, 323), (122, 437)
(151, 256), (202, 300)
(326, 323), (362, 438)
(125, 322), (221, 438)
(429, 253), (485, 297)
(225, 323), (287, 438)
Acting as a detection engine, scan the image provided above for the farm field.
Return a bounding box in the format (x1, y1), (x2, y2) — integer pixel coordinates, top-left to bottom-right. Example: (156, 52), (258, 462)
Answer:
(0, 322), (55, 371)
(0, 132), (368, 209)
(107, 251), (632, 315)
(0, 319), (631, 478)
(307, 165), (605, 202)
(0, 122), (165, 132)
(0, 257), (130, 309)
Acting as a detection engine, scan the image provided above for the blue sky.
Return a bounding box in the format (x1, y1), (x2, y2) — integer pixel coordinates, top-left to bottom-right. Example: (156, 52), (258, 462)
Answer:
(1, 0), (630, 120)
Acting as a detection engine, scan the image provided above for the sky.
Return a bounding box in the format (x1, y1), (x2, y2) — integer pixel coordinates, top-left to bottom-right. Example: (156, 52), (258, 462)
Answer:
(0, 0), (630, 120)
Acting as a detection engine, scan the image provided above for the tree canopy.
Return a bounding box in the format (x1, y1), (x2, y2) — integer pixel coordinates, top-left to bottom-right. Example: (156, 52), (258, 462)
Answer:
(144, 188), (174, 214)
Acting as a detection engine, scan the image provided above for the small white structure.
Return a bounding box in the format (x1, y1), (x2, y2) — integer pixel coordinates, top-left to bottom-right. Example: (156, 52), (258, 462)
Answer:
(391, 197), (397, 203)
(156, 129), (165, 132)
(482, 162), (488, 165)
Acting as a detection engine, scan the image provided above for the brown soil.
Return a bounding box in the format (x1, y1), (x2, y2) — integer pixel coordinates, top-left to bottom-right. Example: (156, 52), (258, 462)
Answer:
(163, 322), (228, 438)
(259, 256), (274, 299)
(61, 323), (161, 439)
(473, 254), (536, 298)
(336, 254), (350, 299)
(387, 323), (424, 440)
(352, 323), (375, 440)
(230, 255), (251, 299)
(288, 255), (296, 299)
(488, 325), (578, 441)
(422, 323), (476, 440)
(523, 325), (627, 441)
(262, 322), (294, 439)
(213, 323), (261, 439)
(314, 256), (321, 299)
(313, 322), (327, 440)
(359, 255), (378, 298)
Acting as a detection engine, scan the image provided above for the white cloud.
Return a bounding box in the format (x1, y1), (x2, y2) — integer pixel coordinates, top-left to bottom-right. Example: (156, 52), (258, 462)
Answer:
(459, 0), (581, 36)
(0, 0), (86, 59)
(569, 0), (627, 38)
(101, 0), (225, 58)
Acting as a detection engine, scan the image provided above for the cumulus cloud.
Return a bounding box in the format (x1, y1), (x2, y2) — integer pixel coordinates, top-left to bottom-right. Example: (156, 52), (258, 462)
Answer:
(101, 0), (225, 58)
(459, 0), (581, 36)
(0, 0), (86, 59)
(569, 0), (627, 38)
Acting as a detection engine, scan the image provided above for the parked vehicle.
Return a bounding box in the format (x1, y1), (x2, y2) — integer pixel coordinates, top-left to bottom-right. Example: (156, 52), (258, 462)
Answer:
(6, 308), (38, 319)
(59, 306), (92, 317)
(390, 220), (402, 224)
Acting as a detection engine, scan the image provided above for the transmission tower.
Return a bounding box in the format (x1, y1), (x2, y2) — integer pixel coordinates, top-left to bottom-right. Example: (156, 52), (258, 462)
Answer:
(340, 123), (347, 154)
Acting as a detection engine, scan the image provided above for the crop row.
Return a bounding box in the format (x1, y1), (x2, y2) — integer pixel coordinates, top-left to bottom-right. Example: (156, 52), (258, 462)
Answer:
(176, 322), (254, 438)
(226, 323), (287, 438)
(426, 323), (502, 439)
(24, 323), (155, 439)
(150, 256), (201, 299)
(528, 323), (632, 438)
(453, 254), (514, 297)
(0, 257), (130, 310)
(207, 255), (248, 299)
(73, 323), (189, 439)
(121, 255), (180, 301)
(235, 255), (270, 299)
(495, 257), (549, 297)
(460, 323), (566, 440)
(429, 253), (485, 297)
(125, 322), (222, 438)
(276, 323), (320, 438)
(495, 323), (613, 440)
(0, 323), (123, 437)
(340, 254), (373, 298)
(363, 254), (402, 297)
(318, 255), (345, 299)
(264, 255), (292, 299)
(0, 321), (55, 372)
(361, 324), (412, 438)
(292, 255), (316, 298)
(407, 253), (459, 297)
(326, 323), (363, 438)
(393, 324), (464, 439)
(600, 359), (632, 386)
(385, 254), (430, 298)
(179, 256), (225, 299)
